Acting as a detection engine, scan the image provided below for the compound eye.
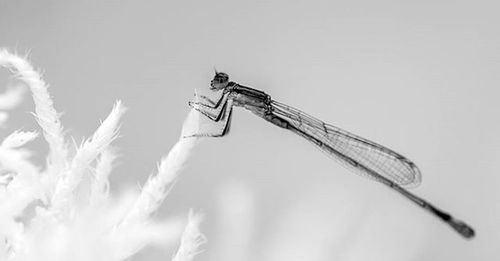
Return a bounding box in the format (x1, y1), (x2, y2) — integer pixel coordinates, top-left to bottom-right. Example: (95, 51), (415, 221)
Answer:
(214, 72), (229, 83)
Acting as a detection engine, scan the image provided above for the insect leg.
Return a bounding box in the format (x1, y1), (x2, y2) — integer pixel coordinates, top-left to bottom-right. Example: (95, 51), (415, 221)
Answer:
(190, 99), (230, 122)
(189, 93), (229, 123)
(193, 94), (217, 106)
(190, 92), (228, 109)
(184, 100), (234, 138)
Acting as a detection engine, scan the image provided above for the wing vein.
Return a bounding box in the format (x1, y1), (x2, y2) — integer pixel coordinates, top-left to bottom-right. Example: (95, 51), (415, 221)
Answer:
(271, 100), (421, 187)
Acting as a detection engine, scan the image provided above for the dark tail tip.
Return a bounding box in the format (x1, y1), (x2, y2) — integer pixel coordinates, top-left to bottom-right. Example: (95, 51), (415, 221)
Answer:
(450, 219), (475, 239)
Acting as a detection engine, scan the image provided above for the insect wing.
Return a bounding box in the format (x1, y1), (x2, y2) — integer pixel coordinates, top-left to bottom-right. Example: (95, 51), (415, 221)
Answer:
(271, 101), (421, 187)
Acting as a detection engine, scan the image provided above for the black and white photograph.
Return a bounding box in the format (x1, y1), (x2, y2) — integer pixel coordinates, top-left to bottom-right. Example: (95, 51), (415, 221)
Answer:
(0, 1), (498, 260)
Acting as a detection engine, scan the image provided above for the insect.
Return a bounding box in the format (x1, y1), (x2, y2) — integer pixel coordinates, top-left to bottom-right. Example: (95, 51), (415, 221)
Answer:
(187, 71), (475, 239)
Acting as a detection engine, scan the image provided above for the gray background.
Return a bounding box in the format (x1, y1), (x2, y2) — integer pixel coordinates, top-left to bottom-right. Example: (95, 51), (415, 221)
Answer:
(1, 0), (499, 260)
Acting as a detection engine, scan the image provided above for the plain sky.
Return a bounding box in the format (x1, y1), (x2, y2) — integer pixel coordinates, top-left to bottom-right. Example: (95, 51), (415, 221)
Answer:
(1, 1), (499, 260)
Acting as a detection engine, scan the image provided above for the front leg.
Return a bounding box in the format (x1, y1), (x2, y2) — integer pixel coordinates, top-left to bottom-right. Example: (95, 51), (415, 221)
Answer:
(189, 94), (230, 122)
(190, 92), (228, 109)
(184, 100), (234, 138)
(194, 93), (217, 106)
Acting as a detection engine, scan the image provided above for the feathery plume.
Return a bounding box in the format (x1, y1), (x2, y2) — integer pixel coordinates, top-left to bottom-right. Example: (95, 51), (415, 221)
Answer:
(122, 137), (198, 225)
(2, 131), (39, 149)
(0, 49), (204, 261)
(172, 210), (207, 261)
(50, 101), (126, 214)
(0, 49), (68, 188)
(89, 147), (118, 205)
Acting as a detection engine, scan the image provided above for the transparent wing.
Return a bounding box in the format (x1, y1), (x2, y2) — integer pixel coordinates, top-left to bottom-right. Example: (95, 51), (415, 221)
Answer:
(271, 100), (421, 187)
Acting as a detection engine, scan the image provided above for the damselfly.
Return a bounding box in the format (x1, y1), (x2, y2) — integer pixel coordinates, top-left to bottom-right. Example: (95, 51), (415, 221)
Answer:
(187, 71), (475, 239)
